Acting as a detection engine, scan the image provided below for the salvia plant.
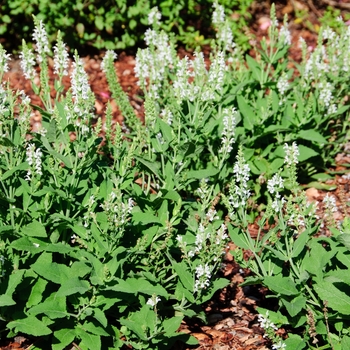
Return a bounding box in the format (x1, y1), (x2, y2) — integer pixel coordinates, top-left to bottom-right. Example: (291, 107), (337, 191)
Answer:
(0, 3), (350, 350)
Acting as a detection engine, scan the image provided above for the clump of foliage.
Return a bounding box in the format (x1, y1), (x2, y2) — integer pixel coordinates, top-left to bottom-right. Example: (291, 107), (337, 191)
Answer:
(0, 3), (350, 350)
(0, 0), (254, 52)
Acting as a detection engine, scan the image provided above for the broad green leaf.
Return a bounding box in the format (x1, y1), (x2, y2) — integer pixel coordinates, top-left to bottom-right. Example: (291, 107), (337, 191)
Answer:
(175, 280), (195, 303)
(337, 233), (350, 250)
(93, 308), (108, 328)
(291, 229), (310, 258)
(157, 118), (174, 144)
(5, 269), (25, 296)
(281, 295), (307, 317)
(29, 294), (67, 319)
(119, 319), (147, 341)
(27, 277), (48, 307)
(57, 278), (90, 297)
(314, 280), (350, 314)
(53, 328), (76, 350)
(21, 220), (47, 238)
(187, 167), (219, 179)
(132, 211), (161, 225)
(41, 136), (73, 168)
(297, 145), (318, 162)
(163, 316), (182, 336)
(114, 278), (168, 297)
(31, 253), (70, 284)
(0, 294), (15, 307)
(172, 261), (194, 292)
(11, 237), (45, 253)
(90, 223), (108, 255)
(76, 327), (101, 349)
(298, 129), (327, 144)
(81, 321), (109, 336)
(7, 316), (52, 336)
(246, 54), (261, 82)
(302, 181), (337, 191)
(263, 276), (299, 296)
(134, 155), (160, 178)
(237, 94), (255, 131)
(228, 225), (250, 250)
(284, 334), (306, 350)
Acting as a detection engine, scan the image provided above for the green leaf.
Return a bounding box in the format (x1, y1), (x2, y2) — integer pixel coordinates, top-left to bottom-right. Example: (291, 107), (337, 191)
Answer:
(172, 261), (194, 292)
(237, 94), (255, 131)
(29, 294), (67, 319)
(228, 225), (251, 250)
(162, 316), (183, 336)
(314, 280), (350, 314)
(132, 211), (161, 225)
(31, 253), (70, 284)
(11, 237), (45, 253)
(111, 278), (169, 297)
(21, 220), (47, 238)
(134, 155), (160, 178)
(298, 145), (318, 162)
(291, 228), (310, 258)
(186, 167), (219, 179)
(298, 129), (327, 144)
(157, 118), (174, 144)
(281, 295), (307, 317)
(119, 318), (147, 341)
(0, 294), (15, 307)
(263, 276), (299, 295)
(56, 278), (90, 297)
(76, 327), (101, 349)
(246, 54), (261, 82)
(7, 316), (52, 336)
(53, 328), (76, 350)
(284, 333), (306, 350)
(81, 321), (109, 336)
(337, 233), (350, 250)
(93, 308), (108, 328)
(27, 277), (48, 308)
(5, 269), (25, 296)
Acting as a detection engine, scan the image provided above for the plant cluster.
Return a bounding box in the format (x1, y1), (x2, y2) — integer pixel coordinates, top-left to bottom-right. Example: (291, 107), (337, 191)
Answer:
(0, 3), (350, 349)
(0, 0), (253, 52)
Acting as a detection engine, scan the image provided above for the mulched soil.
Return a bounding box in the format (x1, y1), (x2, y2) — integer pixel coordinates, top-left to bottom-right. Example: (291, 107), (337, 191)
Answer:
(2, 1), (350, 349)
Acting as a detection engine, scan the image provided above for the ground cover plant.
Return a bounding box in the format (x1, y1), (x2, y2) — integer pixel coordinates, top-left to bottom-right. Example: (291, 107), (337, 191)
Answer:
(0, 3), (350, 349)
(0, 0), (253, 52)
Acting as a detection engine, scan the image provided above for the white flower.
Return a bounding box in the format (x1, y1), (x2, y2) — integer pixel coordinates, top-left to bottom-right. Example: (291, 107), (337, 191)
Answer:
(206, 209), (219, 222)
(0, 44), (11, 74)
(283, 142), (299, 167)
(279, 23), (291, 45)
(267, 174), (284, 195)
(318, 82), (333, 107)
(212, 1), (225, 26)
(219, 107), (236, 154)
(194, 263), (212, 292)
(32, 18), (50, 62)
(71, 56), (91, 101)
(148, 7), (161, 26)
(20, 41), (36, 80)
(53, 31), (69, 76)
(277, 74), (289, 96)
(101, 50), (118, 74)
(257, 312), (277, 331)
(323, 193), (338, 213)
(146, 295), (161, 307)
(272, 341), (286, 349)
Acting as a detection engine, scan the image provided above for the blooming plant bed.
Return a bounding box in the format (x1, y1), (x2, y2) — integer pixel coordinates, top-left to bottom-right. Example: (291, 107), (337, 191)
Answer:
(1, 2), (350, 350)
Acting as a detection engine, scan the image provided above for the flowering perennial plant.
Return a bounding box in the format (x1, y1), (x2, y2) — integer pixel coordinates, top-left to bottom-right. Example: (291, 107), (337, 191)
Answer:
(1, 5), (350, 350)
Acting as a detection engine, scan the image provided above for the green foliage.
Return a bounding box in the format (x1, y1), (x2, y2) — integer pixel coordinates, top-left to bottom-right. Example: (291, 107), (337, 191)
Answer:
(0, 0), (254, 52)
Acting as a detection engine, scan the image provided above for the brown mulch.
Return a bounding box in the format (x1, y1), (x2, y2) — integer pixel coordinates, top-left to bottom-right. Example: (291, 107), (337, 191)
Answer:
(1, 1), (350, 349)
